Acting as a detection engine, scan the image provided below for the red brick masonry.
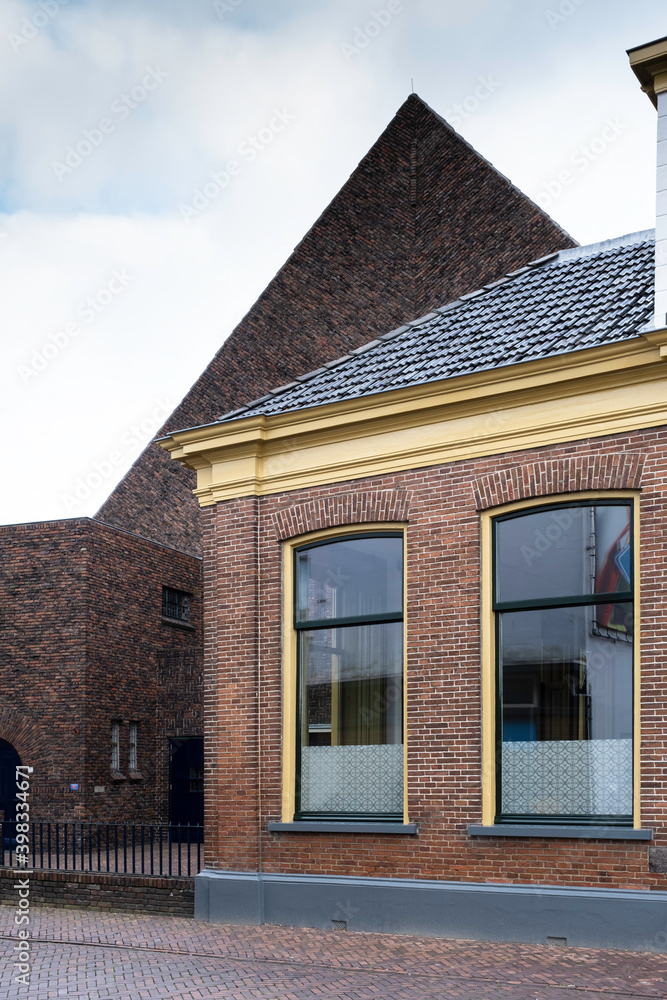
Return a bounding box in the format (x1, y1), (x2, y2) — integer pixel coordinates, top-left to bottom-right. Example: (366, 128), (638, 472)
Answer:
(0, 868), (194, 916)
(0, 518), (202, 823)
(201, 429), (667, 890)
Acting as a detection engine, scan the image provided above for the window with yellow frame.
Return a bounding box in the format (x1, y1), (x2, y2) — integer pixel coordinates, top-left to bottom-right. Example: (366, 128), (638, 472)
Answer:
(483, 496), (639, 827)
(283, 529), (405, 821)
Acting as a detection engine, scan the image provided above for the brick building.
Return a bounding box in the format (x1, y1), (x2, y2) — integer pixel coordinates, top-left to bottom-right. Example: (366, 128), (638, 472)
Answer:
(159, 38), (667, 950)
(0, 518), (202, 825)
(0, 96), (571, 827)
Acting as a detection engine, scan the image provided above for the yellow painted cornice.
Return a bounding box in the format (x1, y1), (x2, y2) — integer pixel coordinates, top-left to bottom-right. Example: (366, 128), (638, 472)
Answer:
(628, 35), (667, 107)
(158, 330), (667, 506)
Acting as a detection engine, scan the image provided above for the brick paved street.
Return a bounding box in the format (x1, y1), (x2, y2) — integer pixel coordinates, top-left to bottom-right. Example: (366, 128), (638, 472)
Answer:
(2, 904), (667, 1000)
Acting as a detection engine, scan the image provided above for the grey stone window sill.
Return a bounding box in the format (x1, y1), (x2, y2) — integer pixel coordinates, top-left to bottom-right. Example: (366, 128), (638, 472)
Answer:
(268, 821), (418, 835)
(128, 770), (144, 782)
(110, 770), (126, 782)
(468, 824), (652, 840)
(161, 616), (195, 631)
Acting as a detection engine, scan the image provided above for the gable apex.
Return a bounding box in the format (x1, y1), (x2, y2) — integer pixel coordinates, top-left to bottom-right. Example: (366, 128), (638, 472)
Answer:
(97, 95), (577, 554)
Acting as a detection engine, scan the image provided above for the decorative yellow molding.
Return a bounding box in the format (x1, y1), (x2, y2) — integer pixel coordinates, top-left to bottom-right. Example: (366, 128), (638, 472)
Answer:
(159, 332), (667, 505)
(628, 35), (667, 106)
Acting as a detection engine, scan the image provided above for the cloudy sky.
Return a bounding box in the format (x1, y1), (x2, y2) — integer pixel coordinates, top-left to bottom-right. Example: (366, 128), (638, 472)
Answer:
(0, 0), (664, 526)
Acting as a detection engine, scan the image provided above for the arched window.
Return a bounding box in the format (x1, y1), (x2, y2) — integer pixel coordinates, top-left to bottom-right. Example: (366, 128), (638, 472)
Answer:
(293, 532), (404, 819)
(0, 739), (22, 833)
(493, 500), (634, 824)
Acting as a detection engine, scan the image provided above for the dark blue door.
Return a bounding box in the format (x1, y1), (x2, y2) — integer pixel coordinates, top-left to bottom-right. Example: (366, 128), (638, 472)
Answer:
(169, 738), (204, 830)
(0, 739), (21, 848)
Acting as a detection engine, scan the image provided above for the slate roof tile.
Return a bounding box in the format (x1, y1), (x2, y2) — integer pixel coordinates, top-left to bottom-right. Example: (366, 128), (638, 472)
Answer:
(216, 233), (654, 425)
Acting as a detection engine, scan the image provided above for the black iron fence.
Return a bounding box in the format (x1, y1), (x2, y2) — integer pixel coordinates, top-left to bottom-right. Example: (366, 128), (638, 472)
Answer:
(1, 821), (203, 877)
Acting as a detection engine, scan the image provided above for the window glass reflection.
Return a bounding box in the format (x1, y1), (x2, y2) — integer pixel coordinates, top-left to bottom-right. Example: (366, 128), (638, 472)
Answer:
(296, 536), (403, 622)
(499, 604), (632, 817)
(496, 505), (631, 605)
(299, 622), (403, 816)
(301, 623), (403, 747)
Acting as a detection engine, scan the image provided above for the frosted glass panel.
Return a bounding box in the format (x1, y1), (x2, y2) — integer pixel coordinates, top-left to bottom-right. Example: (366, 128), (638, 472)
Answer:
(502, 738), (632, 816)
(300, 744), (404, 814)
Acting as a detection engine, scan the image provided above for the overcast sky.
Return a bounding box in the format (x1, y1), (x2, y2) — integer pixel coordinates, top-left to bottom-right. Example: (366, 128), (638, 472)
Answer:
(0, 0), (664, 526)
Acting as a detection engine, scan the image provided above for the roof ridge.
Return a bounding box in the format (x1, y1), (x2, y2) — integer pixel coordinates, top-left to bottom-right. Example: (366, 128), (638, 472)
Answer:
(556, 229), (655, 262)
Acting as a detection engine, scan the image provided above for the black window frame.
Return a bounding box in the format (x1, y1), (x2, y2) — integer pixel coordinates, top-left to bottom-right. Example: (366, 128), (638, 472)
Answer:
(492, 499), (634, 827)
(293, 530), (404, 822)
(162, 586), (192, 623)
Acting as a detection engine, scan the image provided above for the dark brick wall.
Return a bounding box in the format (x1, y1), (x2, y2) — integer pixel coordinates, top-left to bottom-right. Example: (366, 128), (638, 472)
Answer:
(0, 519), (202, 824)
(0, 520), (88, 820)
(201, 428), (667, 891)
(0, 868), (194, 915)
(96, 95), (576, 555)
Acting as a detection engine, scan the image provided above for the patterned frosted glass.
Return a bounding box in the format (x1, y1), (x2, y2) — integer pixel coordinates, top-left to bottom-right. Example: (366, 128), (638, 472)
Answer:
(300, 745), (403, 814)
(502, 739), (632, 816)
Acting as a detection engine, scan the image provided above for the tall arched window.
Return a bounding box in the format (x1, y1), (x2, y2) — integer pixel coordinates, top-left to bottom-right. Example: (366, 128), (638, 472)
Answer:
(493, 500), (634, 824)
(294, 533), (404, 819)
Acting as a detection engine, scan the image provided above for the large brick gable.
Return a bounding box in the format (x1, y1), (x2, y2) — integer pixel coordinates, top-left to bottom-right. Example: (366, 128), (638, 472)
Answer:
(97, 96), (576, 554)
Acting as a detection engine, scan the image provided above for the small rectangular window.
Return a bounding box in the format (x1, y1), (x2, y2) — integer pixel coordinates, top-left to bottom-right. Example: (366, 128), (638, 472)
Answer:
(129, 721), (138, 771)
(162, 586), (191, 622)
(111, 720), (120, 771)
(189, 767), (204, 793)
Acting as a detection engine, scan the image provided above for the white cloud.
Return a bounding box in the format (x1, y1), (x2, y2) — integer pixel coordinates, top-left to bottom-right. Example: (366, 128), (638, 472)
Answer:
(0, 0), (664, 524)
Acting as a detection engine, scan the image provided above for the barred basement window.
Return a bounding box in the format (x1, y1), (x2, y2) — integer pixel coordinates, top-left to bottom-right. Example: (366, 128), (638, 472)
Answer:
(111, 720), (120, 771)
(129, 722), (138, 771)
(162, 586), (191, 622)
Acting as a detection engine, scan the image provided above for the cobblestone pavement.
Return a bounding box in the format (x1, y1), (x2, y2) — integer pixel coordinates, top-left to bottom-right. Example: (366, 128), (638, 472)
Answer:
(2, 905), (667, 1000)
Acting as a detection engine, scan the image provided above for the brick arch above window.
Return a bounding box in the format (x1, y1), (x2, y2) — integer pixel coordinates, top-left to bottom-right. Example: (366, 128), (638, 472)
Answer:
(0, 707), (59, 780)
(472, 454), (645, 512)
(272, 489), (412, 541)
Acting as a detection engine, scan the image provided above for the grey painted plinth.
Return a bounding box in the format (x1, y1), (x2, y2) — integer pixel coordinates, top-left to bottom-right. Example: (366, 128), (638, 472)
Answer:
(195, 869), (667, 953)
